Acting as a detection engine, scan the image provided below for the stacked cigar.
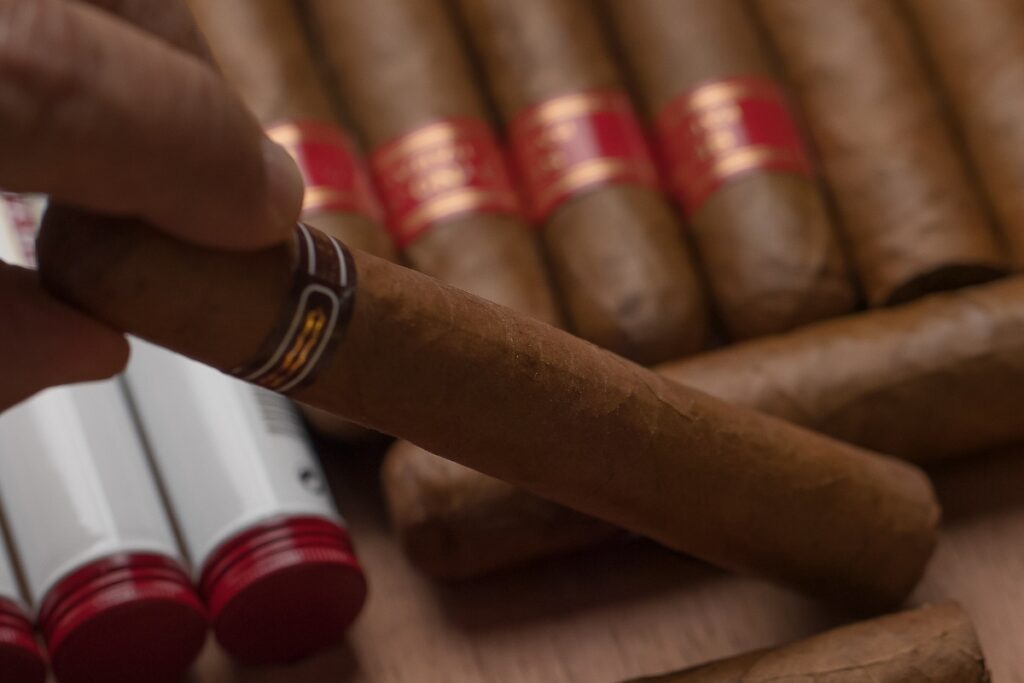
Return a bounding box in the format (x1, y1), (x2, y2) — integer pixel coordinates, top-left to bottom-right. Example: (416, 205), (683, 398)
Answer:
(24, 0), (1024, 677)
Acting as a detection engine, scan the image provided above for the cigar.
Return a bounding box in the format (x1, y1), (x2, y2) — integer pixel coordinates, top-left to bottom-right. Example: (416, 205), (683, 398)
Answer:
(189, 0), (393, 440)
(385, 274), (1024, 578)
(904, 0), (1024, 269)
(625, 603), (988, 682)
(455, 0), (708, 363)
(187, 0), (392, 261)
(602, 0), (856, 340)
(751, 0), (1005, 306)
(37, 212), (939, 607)
(307, 0), (561, 324)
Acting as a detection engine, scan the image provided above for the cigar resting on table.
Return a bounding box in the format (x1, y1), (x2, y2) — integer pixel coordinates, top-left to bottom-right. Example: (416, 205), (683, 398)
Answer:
(384, 274), (1024, 578)
(189, 0), (393, 440)
(626, 603), (989, 683)
(752, 0), (1005, 306)
(904, 0), (1024, 269)
(37, 210), (938, 608)
(602, 0), (855, 340)
(455, 0), (708, 363)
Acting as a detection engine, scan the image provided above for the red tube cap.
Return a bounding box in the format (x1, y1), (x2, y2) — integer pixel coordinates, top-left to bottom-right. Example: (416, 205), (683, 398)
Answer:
(200, 516), (366, 665)
(38, 554), (207, 683)
(0, 598), (46, 683)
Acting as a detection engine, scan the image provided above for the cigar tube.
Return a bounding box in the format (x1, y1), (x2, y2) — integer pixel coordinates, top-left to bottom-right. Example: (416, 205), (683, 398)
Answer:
(122, 340), (365, 665)
(38, 214), (939, 607)
(0, 381), (207, 683)
(0, 537), (45, 683)
(456, 0), (707, 363)
(904, 0), (1024, 269)
(386, 273), (1024, 578)
(0, 204), (207, 683)
(603, 0), (855, 340)
(189, 0), (393, 441)
(751, 0), (1005, 307)
(625, 603), (988, 683)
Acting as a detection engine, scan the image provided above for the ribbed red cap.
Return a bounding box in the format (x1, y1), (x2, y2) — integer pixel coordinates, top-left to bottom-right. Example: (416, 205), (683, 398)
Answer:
(38, 554), (207, 683)
(0, 598), (46, 683)
(200, 516), (366, 665)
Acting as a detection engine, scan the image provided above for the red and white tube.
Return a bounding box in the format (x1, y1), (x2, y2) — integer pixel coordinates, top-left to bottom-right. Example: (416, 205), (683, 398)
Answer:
(124, 340), (366, 664)
(0, 195), (207, 683)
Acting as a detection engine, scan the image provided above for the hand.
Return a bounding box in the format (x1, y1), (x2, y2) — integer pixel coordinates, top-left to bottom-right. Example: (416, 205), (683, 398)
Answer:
(0, 0), (304, 410)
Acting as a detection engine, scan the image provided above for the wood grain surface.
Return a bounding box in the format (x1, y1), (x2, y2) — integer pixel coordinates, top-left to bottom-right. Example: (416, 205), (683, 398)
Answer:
(172, 441), (1024, 683)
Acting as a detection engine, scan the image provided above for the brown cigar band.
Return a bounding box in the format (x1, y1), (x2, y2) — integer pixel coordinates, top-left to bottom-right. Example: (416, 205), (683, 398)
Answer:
(369, 117), (523, 248)
(266, 120), (383, 222)
(228, 223), (356, 394)
(508, 88), (660, 222)
(656, 75), (812, 215)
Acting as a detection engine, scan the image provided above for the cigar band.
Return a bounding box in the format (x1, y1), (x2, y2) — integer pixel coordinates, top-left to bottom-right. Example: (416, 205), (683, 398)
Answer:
(509, 89), (659, 222)
(267, 120), (383, 222)
(370, 117), (522, 248)
(229, 223), (356, 395)
(655, 75), (813, 215)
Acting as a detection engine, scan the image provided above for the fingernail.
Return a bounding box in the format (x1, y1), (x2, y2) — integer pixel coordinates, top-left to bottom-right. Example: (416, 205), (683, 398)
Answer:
(261, 137), (305, 237)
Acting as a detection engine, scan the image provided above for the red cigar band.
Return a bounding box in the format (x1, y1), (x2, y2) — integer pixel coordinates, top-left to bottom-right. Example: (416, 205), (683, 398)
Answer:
(266, 120), (383, 222)
(229, 223), (356, 395)
(369, 117), (521, 248)
(656, 75), (813, 215)
(509, 89), (659, 222)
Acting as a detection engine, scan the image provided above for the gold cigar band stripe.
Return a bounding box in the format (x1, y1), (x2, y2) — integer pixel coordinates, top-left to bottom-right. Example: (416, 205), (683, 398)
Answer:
(229, 223), (357, 395)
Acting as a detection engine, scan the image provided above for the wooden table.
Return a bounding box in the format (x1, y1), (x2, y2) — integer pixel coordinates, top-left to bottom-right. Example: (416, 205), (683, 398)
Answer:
(183, 443), (1024, 683)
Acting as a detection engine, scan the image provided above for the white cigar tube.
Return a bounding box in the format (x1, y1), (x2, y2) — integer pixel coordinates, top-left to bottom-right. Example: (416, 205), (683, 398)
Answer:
(0, 195), (207, 683)
(123, 340), (366, 665)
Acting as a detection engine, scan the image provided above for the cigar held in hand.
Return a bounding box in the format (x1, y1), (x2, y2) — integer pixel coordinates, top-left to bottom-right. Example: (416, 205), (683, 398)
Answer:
(625, 603), (988, 683)
(384, 275), (1024, 579)
(37, 212), (939, 607)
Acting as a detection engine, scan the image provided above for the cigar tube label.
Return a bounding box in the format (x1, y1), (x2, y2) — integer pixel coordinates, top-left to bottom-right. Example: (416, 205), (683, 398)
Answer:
(656, 76), (813, 215)
(370, 118), (521, 248)
(230, 223), (356, 395)
(266, 120), (383, 222)
(509, 89), (659, 222)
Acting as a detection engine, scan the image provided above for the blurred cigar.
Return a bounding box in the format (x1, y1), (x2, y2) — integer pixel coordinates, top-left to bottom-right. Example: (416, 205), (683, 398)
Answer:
(603, 0), (855, 340)
(385, 274), (1024, 578)
(456, 0), (708, 363)
(752, 0), (1005, 306)
(625, 603), (988, 683)
(189, 0), (393, 441)
(904, 0), (1024, 269)
(38, 212), (938, 607)
(307, 0), (561, 323)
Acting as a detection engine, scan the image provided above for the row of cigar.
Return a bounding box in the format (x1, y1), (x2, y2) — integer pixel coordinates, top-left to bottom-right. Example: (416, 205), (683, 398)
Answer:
(181, 0), (1024, 577)
(0, 197), (366, 683)
(24, 0), (1024, 679)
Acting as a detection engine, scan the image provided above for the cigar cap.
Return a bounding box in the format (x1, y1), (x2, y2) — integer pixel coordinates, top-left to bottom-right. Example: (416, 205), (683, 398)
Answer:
(38, 553), (207, 683)
(200, 516), (366, 665)
(0, 598), (46, 683)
